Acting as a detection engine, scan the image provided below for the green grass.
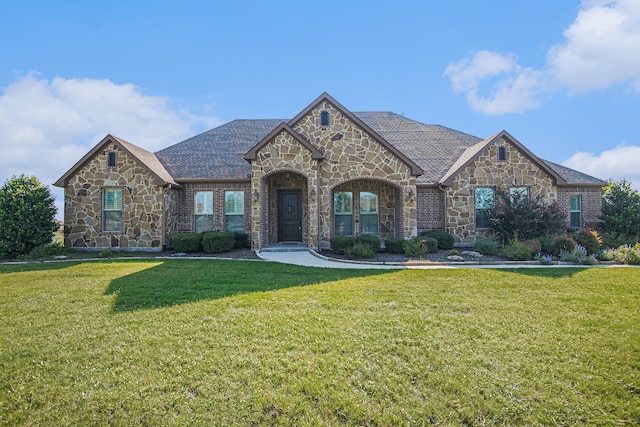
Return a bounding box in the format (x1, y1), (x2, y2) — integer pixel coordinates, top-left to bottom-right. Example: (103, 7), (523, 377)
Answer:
(0, 260), (638, 426)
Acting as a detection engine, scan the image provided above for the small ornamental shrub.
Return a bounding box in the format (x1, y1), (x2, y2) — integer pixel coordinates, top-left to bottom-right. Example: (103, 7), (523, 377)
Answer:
(232, 232), (249, 249)
(601, 243), (640, 265)
(404, 236), (438, 258)
(420, 230), (454, 250)
(501, 240), (534, 261)
(357, 235), (381, 253)
(202, 231), (235, 254)
(173, 232), (203, 253)
(523, 239), (541, 255)
(384, 237), (406, 254)
(537, 235), (555, 256)
(552, 235), (577, 257)
(330, 236), (357, 255)
(19, 242), (68, 260)
(449, 249), (459, 256)
(574, 229), (600, 255)
(345, 242), (376, 259)
(473, 237), (498, 255)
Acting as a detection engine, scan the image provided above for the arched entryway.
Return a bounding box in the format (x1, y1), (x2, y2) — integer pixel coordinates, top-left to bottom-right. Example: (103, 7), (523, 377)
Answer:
(263, 171), (310, 245)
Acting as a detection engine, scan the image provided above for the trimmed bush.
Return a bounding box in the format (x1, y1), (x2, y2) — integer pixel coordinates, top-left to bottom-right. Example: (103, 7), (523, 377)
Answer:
(405, 236), (438, 258)
(501, 240), (534, 261)
(19, 242), (68, 260)
(385, 237), (406, 254)
(172, 232), (202, 253)
(345, 242), (376, 259)
(574, 229), (600, 255)
(420, 230), (454, 250)
(330, 236), (356, 255)
(233, 232), (249, 249)
(202, 231), (235, 254)
(357, 235), (381, 253)
(552, 235), (576, 257)
(473, 237), (498, 255)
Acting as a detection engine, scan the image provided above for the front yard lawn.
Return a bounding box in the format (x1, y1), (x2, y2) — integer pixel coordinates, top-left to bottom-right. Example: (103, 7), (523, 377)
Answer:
(0, 260), (638, 426)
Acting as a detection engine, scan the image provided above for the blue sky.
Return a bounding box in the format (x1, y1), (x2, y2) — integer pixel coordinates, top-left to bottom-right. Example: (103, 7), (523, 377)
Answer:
(1, 0), (639, 217)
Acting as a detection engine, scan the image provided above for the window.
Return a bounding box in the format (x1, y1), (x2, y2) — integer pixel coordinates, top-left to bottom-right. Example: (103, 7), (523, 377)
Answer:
(360, 192), (379, 235)
(225, 191), (244, 233)
(509, 187), (529, 201)
(334, 191), (353, 236)
(570, 195), (581, 228)
(194, 191), (213, 233)
(107, 152), (117, 167)
(498, 146), (507, 161)
(320, 111), (330, 127)
(103, 188), (122, 232)
(475, 187), (494, 229)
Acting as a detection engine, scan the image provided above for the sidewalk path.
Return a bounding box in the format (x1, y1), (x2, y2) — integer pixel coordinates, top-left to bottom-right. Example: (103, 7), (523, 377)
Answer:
(255, 248), (608, 270)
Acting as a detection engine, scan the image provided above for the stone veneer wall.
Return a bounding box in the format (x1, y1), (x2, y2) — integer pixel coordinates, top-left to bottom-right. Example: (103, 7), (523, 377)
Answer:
(175, 182), (251, 234)
(445, 138), (557, 244)
(557, 186), (603, 228)
(292, 100), (417, 247)
(417, 186), (444, 232)
(63, 142), (166, 250)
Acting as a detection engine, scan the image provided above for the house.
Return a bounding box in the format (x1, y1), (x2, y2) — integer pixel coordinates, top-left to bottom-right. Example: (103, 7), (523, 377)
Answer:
(55, 92), (606, 251)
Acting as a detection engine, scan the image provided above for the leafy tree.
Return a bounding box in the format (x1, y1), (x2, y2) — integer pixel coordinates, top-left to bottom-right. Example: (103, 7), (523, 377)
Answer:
(598, 179), (640, 240)
(488, 189), (567, 242)
(0, 175), (59, 259)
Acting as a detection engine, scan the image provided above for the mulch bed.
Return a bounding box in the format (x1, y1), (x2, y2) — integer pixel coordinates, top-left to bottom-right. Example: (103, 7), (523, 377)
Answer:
(319, 249), (510, 264)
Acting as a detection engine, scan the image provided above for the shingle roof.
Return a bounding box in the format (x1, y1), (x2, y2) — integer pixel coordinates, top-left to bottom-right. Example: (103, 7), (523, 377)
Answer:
(154, 112), (605, 187)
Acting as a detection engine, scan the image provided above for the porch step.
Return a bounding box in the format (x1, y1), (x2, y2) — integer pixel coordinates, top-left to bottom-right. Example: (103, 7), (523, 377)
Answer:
(259, 243), (309, 253)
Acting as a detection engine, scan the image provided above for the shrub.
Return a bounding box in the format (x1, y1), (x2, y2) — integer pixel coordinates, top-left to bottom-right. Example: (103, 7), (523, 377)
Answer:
(404, 236), (438, 258)
(523, 239), (541, 254)
(552, 235), (576, 257)
(560, 244), (598, 265)
(345, 242), (375, 259)
(487, 190), (567, 242)
(357, 235), (381, 253)
(202, 231), (235, 254)
(574, 229), (600, 255)
(420, 230), (454, 250)
(601, 243), (640, 265)
(384, 237), (406, 254)
(172, 232), (203, 253)
(473, 237), (498, 255)
(18, 242), (68, 260)
(598, 179), (640, 239)
(0, 175), (59, 259)
(330, 236), (356, 255)
(501, 240), (533, 261)
(537, 235), (555, 256)
(232, 232), (249, 249)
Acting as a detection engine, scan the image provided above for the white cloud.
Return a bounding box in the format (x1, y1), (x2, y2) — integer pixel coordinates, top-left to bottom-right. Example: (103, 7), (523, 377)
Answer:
(445, 0), (640, 114)
(443, 51), (547, 115)
(548, 0), (640, 94)
(562, 144), (640, 190)
(0, 73), (221, 218)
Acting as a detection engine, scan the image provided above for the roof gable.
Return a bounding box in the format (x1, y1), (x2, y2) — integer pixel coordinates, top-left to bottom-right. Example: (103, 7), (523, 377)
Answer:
(55, 134), (177, 187)
(244, 122), (324, 161)
(288, 92), (423, 176)
(439, 130), (566, 186)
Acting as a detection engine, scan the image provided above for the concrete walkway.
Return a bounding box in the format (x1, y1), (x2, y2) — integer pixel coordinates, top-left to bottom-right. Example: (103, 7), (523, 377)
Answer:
(255, 244), (611, 269)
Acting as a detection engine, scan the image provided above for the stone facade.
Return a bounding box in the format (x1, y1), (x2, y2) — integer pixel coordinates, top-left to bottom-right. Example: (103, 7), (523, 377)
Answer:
(62, 142), (166, 250)
(445, 138), (557, 244)
(248, 100), (418, 249)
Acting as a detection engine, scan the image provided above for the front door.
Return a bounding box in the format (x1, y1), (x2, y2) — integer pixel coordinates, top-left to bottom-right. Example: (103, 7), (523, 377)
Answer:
(278, 190), (302, 242)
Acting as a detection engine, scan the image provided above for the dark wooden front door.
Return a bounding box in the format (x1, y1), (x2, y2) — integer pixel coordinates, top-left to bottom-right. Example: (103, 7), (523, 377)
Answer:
(278, 190), (302, 242)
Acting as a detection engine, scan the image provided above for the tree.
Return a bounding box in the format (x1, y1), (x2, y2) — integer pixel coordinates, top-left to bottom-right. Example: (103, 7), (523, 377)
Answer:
(487, 189), (567, 242)
(598, 179), (640, 240)
(0, 175), (59, 259)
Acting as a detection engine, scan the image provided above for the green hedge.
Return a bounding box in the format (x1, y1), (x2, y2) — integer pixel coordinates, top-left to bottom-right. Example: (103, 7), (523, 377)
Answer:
(385, 237), (406, 254)
(330, 236), (356, 255)
(233, 232), (249, 249)
(173, 233), (202, 253)
(357, 235), (381, 253)
(420, 230), (454, 250)
(202, 231), (235, 254)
